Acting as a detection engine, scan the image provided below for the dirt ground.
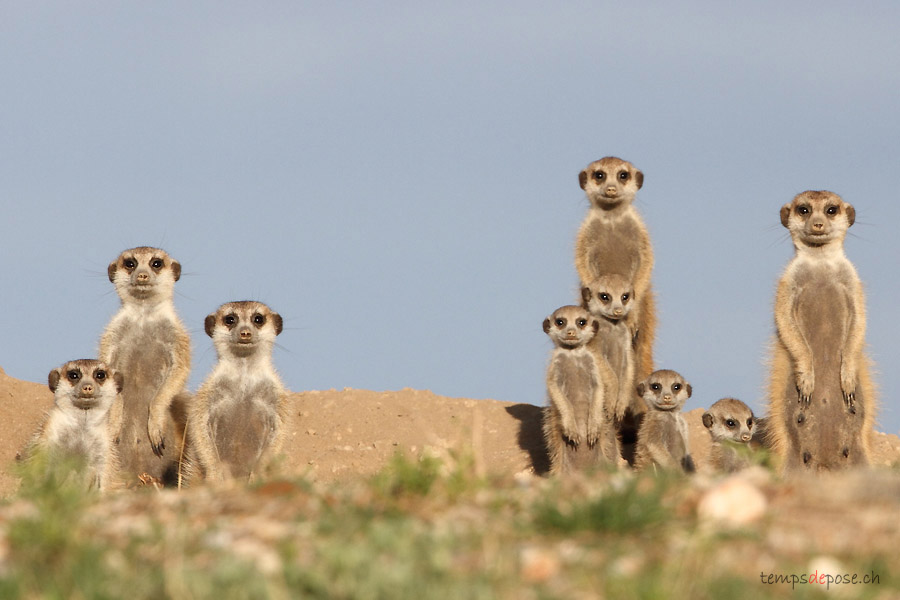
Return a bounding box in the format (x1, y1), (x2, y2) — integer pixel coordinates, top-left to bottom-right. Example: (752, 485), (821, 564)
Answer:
(2, 364), (899, 496)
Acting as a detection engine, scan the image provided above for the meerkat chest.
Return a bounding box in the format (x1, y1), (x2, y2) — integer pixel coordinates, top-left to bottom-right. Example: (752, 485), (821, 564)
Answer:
(49, 412), (109, 460)
(594, 320), (631, 374)
(207, 375), (281, 420)
(112, 316), (179, 372)
(789, 259), (854, 342)
(580, 214), (645, 279)
(645, 414), (686, 455)
(552, 352), (599, 415)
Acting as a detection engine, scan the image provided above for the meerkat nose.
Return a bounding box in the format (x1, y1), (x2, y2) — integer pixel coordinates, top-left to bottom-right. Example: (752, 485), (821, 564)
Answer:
(136, 272), (150, 282)
(741, 433), (751, 442)
(81, 383), (94, 395)
(240, 329), (252, 339)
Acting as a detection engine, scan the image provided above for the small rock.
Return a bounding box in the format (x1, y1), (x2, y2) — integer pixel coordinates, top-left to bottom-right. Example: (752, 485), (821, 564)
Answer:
(697, 476), (767, 527)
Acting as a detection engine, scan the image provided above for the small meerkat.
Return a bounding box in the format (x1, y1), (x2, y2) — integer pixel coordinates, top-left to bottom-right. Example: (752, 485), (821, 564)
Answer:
(187, 301), (289, 482)
(581, 274), (637, 461)
(575, 156), (657, 385)
(633, 369), (694, 473)
(100, 246), (191, 486)
(542, 305), (618, 474)
(768, 191), (875, 472)
(21, 360), (123, 491)
(702, 398), (755, 473)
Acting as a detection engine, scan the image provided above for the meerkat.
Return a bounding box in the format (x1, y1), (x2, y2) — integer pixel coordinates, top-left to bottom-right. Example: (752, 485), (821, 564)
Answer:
(580, 273), (636, 461)
(768, 191), (875, 472)
(100, 246), (191, 486)
(21, 360), (123, 491)
(702, 398), (755, 473)
(187, 301), (289, 482)
(575, 156), (657, 385)
(542, 305), (618, 474)
(633, 369), (695, 473)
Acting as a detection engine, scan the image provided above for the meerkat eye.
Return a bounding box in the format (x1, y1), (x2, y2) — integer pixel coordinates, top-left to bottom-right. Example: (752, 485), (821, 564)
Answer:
(650, 383), (661, 391)
(123, 259), (137, 270)
(599, 293), (610, 303)
(253, 313), (266, 326)
(618, 171), (629, 181)
(725, 419), (736, 428)
(747, 418), (753, 428)
(797, 205), (810, 215)
(673, 383), (682, 392)
(94, 370), (106, 381)
(67, 370), (81, 381)
(224, 314), (237, 327)
(826, 205), (838, 215)
(150, 258), (164, 270)
(592, 171), (605, 181)
(555, 318), (565, 327)
(577, 318), (588, 327)
(622, 293), (630, 302)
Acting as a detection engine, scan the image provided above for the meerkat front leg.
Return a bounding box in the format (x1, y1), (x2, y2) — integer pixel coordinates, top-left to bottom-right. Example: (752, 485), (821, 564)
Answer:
(775, 280), (815, 405)
(840, 284), (866, 407)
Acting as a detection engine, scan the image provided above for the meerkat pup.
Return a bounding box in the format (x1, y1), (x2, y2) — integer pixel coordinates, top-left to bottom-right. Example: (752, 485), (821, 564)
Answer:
(633, 369), (695, 473)
(575, 157), (657, 385)
(21, 360), (123, 491)
(768, 191), (875, 472)
(581, 274), (636, 461)
(702, 398), (755, 473)
(100, 246), (190, 486)
(542, 305), (618, 474)
(188, 301), (289, 482)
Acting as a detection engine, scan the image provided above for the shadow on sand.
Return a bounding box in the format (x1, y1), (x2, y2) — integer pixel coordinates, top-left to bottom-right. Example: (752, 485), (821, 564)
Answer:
(504, 403), (550, 476)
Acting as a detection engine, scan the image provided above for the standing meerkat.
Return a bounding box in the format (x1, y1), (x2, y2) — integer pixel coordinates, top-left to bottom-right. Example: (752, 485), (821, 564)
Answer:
(21, 360), (123, 491)
(702, 398), (755, 473)
(768, 191), (875, 472)
(100, 246), (191, 486)
(581, 274), (636, 461)
(542, 305), (618, 474)
(188, 301), (289, 482)
(575, 156), (656, 384)
(633, 369), (695, 473)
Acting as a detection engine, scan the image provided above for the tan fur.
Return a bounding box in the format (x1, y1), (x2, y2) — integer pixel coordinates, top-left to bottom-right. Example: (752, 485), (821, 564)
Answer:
(542, 305), (618, 474)
(768, 191), (875, 473)
(575, 157), (656, 401)
(581, 274), (636, 462)
(702, 398), (755, 473)
(633, 369), (694, 473)
(21, 360), (123, 491)
(100, 247), (190, 486)
(187, 301), (289, 483)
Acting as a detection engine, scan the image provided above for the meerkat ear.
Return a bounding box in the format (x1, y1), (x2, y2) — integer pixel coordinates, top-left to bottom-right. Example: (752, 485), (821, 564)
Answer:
(780, 204), (792, 228)
(634, 170), (644, 189)
(171, 261), (182, 281)
(845, 204), (856, 227)
(592, 319), (600, 333)
(113, 371), (125, 394)
(580, 286), (592, 307)
(685, 383), (693, 398)
(48, 369), (61, 392)
(636, 382), (645, 397)
(204, 314), (217, 337)
(578, 170), (588, 190)
(542, 318), (551, 334)
(702, 412), (714, 429)
(107, 261), (117, 283)
(271, 312), (283, 335)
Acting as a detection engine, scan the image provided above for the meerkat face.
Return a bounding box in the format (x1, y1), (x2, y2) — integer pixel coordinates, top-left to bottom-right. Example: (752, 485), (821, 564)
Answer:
(48, 359), (123, 412)
(780, 191), (855, 248)
(578, 156), (643, 209)
(581, 274), (634, 322)
(636, 369), (691, 411)
(702, 398), (754, 443)
(543, 305), (598, 349)
(108, 247), (181, 303)
(206, 301), (283, 359)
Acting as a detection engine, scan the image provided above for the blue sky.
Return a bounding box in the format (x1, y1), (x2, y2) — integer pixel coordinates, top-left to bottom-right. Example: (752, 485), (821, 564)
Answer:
(2, 2), (899, 434)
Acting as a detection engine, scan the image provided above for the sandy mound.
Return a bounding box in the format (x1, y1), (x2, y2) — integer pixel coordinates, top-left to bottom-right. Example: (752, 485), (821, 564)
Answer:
(2, 366), (898, 496)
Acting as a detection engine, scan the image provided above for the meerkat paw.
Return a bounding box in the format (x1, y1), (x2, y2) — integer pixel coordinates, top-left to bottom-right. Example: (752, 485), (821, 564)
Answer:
(840, 362), (858, 407)
(147, 417), (167, 457)
(795, 369), (814, 406)
(586, 420), (602, 448)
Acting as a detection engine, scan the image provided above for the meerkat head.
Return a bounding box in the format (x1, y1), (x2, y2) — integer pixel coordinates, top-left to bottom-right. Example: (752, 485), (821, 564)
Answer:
(636, 369), (691, 411)
(542, 305), (599, 350)
(581, 274), (634, 322)
(578, 156), (643, 210)
(702, 398), (754, 443)
(780, 191), (855, 249)
(108, 247), (181, 304)
(48, 359), (123, 412)
(205, 301), (283, 360)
